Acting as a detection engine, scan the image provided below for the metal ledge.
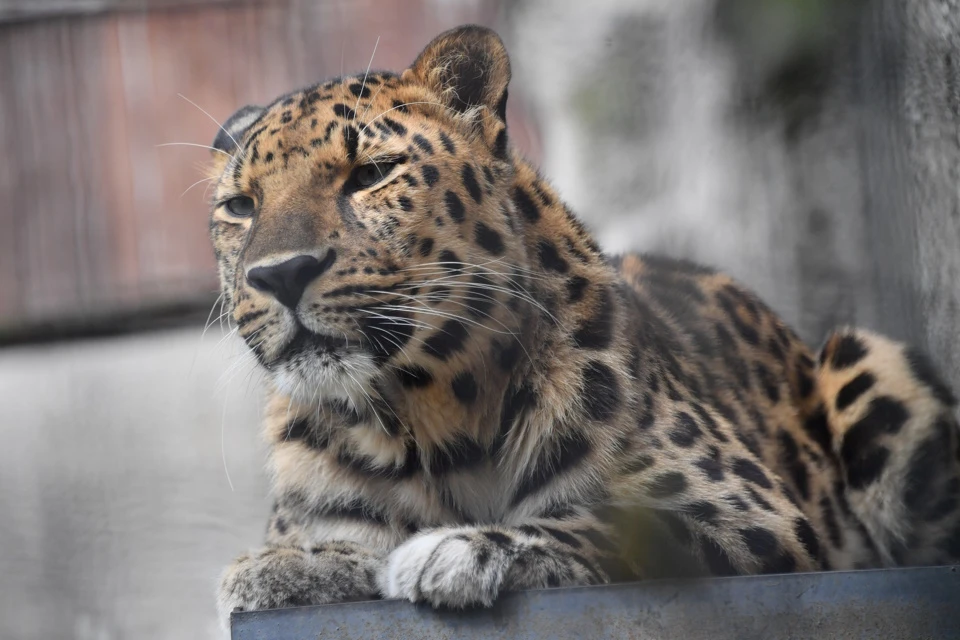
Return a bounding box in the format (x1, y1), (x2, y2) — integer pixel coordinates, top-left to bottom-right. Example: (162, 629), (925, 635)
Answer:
(232, 565), (960, 639)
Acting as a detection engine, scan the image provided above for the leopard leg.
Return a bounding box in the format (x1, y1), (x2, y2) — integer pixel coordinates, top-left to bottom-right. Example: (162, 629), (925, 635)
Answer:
(817, 328), (960, 566)
(382, 457), (825, 612)
(610, 464), (825, 578)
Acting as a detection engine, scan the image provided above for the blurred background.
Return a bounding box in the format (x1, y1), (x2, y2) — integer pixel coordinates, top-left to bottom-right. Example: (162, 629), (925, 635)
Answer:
(0, 0), (958, 637)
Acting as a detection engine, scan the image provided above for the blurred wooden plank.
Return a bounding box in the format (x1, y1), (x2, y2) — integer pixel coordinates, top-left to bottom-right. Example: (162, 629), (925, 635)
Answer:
(0, 17), (110, 321)
(0, 0), (267, 24)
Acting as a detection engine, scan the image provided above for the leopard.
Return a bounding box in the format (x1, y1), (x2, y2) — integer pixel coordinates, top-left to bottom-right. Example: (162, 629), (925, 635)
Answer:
(207, 24), (960, 628)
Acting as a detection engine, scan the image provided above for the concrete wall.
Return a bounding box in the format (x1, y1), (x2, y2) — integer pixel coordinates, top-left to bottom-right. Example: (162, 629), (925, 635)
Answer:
(508, 0), (958, 386)
(0, 327), (270, 639)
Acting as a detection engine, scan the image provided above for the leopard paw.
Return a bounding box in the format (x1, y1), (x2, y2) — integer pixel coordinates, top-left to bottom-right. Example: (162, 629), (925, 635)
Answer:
(217, 542), (381, 629)
(379, 529), (519, 608)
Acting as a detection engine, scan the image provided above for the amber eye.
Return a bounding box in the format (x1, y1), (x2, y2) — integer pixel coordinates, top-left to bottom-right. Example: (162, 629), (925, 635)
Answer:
(353, 162), (397, 188)
(224, 196), (256, 217)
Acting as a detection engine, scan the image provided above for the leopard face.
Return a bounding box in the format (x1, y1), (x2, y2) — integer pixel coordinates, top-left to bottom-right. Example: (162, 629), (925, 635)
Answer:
(208, 27), (515, 408)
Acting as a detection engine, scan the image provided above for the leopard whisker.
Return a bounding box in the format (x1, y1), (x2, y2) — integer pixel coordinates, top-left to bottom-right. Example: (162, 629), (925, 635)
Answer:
(352, 36), (380, 123)
(208, 327), (241, 362)
(354, 312), (438, 336)
(201, 292), (226, 337)
(188, 290), (229, 377)
(177, 93), (246, 160)
(359, 76), (388, 121)
(399, 260), (553, 283)
(339, 366), (390, 437)
(351, 309), (439, 350)
(181, 175), (218, 199)
(399, 279), (559, 327)
(214, 329), (268, 389)
(215, 342), (262, 393)
(352, 308), (451, 346)
(338, 33), (348, 114)
(340, 357), (412, 437)
(367, 304), (518, 336)
(217, 294), (228, 334)
(156, 141), (235, 159)
(368, 288), (521, 340)
(220, 384), (236, 492)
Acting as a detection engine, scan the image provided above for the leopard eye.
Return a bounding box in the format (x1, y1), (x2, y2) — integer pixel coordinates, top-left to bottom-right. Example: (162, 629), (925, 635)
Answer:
(224, 195), (256, 217)
(353, 162), (398, 188)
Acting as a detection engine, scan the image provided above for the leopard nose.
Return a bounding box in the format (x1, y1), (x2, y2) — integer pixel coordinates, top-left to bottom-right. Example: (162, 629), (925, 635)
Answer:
(246, 250), (336, 309)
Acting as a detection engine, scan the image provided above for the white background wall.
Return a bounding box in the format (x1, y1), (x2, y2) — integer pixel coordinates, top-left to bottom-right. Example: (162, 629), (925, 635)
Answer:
(0, 328), (270, 638)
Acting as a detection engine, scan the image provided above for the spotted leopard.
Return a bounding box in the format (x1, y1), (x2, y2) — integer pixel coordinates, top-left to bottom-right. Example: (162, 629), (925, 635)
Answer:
(209, 25), (960, 627)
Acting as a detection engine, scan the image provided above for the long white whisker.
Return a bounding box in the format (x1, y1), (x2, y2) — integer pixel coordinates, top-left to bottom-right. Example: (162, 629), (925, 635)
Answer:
(353, 36), (380, 122)
(353, 313), (434, 351)
(216, 349), (258, 393)
(365, 288), (516, 336)
(350, 298), (439, 333)
(402, 289), (521, 336)
(188, 291), (226, 378)
(365, 303), (516, 335)
(205, 308), (232, 334)
(213, 331), (267, 391)
(339, 37), (348, 110)
(398, 280), (558, 326)
(220, 387), (235, 492)
(347, 315), (423, 370)
(360, 78), (388, 121)
(218, 295), (230, 333)
(213, 326), (241, 351)
(156, 142), (234, 158)
(177, 93), (244, 158)
(399, 259), (554, 283)
(340, 367), (389, 436)
(346, 361), (411, 436)
(181, 175), (217, 199)
(201, 293), (225, 337)
(282, 379), (304, 436)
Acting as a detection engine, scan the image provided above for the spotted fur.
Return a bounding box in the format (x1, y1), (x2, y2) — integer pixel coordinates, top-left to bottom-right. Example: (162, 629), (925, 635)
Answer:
(208, 25), (960, 627)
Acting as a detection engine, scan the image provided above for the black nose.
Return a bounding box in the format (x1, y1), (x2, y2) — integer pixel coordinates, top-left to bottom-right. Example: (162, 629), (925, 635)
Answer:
(246, 251), (336, 309)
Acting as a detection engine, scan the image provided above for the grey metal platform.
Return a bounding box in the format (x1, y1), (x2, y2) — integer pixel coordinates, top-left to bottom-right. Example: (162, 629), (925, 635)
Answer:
(232, 565), (960, 639)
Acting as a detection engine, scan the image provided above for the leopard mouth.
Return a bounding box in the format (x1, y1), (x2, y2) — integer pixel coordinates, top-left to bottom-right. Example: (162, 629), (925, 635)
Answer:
(266, 324), (379, 406)
(271, 326), (352, 368)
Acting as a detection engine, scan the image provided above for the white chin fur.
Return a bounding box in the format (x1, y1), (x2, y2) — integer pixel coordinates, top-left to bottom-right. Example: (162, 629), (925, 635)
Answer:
(272, 351), (377, 408)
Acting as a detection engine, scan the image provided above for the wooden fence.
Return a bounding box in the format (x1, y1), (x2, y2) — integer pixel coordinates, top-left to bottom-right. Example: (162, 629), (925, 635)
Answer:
(0, 0), (543, 339)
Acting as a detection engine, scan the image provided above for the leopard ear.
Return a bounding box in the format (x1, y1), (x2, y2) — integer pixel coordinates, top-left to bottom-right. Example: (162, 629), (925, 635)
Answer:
(408, 25), (511, 123)
(212, 104), (265, 155)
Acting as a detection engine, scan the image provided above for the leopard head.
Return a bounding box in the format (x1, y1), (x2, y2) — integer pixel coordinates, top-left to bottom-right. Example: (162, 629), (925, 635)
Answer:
(207, 26), (524, 409)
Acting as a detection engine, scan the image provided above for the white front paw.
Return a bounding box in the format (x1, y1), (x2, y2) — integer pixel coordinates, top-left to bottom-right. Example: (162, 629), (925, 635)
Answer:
(379, 529), (518, 608)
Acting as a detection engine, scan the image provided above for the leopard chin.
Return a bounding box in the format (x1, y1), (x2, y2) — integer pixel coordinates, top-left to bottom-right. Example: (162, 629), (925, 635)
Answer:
(270, 328), (378, 408)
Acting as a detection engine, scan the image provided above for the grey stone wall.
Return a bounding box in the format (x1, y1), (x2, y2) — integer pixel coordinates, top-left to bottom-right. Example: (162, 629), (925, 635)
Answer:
(508, 0), (872, 343)
(894, 0), (960, 392)
(0, 329), (271, 639)
(508, 0), (959, 397)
